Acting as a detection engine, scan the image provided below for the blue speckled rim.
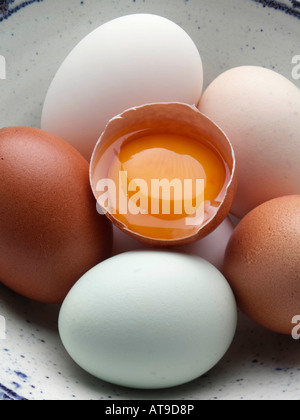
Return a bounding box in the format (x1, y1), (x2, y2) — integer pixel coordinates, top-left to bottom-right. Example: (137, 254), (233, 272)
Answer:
(0, 0), (300, 23)
(251, 0), (300, 18)
(0, 383), (28, 400)
(0, 0), (46, 23)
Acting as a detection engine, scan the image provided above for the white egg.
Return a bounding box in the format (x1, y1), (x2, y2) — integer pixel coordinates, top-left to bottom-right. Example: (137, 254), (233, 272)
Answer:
(198, 66), (300, 219)
(42, 14), (203, 160)
(112, 217), (235, 272)
(58, 251), (237, 390)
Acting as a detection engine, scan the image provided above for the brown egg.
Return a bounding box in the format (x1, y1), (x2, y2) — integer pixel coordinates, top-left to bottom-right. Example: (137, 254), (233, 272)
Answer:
(90, 102), (237, 247)
(0, 127), (113, 304)
(223, 195), (300, 335)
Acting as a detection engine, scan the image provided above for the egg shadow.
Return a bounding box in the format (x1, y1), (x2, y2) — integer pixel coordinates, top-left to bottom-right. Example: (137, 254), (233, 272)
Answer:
(173, 310), (300, 400)
(0, 282), (60, 333)
(76, 310), (300, 401)
(224, 310), (300, 370)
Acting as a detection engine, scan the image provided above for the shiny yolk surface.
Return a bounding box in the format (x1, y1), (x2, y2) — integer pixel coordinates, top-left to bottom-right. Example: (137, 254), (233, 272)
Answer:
(106, 133), (226, 240)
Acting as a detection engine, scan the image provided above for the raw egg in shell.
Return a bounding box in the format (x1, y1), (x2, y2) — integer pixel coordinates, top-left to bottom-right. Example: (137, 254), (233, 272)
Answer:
(90, 102), (237, 247)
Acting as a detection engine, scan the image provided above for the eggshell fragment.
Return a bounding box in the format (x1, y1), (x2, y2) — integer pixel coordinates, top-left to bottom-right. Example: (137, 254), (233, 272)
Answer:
(223, 195), (300, 335)
(0, 127), (113, 304)
(198, 66), (300, 219)
(90, 102), (237, 247)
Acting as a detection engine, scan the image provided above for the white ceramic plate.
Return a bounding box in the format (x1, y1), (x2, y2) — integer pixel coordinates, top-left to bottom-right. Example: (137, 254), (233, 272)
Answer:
(0, 0), (300, 401)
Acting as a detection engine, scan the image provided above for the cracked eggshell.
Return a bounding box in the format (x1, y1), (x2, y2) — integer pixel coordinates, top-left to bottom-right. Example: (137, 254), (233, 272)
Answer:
(90, 102), (237, 247)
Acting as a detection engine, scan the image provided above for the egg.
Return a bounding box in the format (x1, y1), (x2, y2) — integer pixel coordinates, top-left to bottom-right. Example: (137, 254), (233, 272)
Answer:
(112, 217), (235, 272)
(90, 103), (237, 247)
(41, 14), (204, 161)
(223, 195), (300, 335)
(0, 127), (113, 304)
(59, 251), (237, 390)
(198, 66), (300, 219)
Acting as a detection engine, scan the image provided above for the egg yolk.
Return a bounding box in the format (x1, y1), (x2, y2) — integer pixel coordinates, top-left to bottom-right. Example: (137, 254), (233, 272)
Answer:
(103, 133), (227, 241)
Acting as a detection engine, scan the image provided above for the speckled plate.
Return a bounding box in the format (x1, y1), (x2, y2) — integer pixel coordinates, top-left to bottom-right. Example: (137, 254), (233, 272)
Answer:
(1, 0), (300, 401)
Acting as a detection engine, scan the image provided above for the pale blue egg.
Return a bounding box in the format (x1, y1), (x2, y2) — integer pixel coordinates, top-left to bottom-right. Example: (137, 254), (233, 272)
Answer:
(59, 250), (237, 390)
